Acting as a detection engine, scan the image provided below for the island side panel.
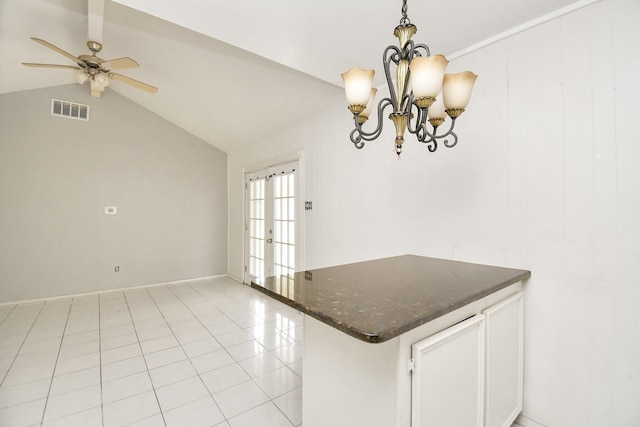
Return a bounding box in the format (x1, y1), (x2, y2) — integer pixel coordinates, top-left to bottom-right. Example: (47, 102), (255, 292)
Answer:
(303, 315), (401, 427)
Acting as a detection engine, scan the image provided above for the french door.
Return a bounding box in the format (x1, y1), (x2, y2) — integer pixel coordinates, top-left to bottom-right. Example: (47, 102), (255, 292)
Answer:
(245, 161), (299, 284)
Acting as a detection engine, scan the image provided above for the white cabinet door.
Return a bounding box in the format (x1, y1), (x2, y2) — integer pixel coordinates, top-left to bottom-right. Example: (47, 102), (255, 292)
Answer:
(484, 292), (524, 427)
(411, 315), (485, 427)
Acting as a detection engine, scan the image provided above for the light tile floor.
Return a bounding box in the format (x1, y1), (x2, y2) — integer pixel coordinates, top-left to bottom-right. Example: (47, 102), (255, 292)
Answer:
(0, 277), (303, 427)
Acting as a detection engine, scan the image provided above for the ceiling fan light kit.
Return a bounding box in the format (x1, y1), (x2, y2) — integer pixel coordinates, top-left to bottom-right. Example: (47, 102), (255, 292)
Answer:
(342, 0), (478, 156)
(23, 38), (157, 98)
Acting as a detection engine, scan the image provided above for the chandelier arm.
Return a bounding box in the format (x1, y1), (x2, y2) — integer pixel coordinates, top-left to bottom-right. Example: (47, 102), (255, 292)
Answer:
(402, 39), (416, 59)
(349, 128), (366, 149)
(385, 44), (403, 66)
(397, 40), (417, 110)
(416, 113), (429, 141)
(383, 45), (403, 110)
(406, 99), (422, 134)
(413, 43), (431, 57)
(442, 126), (459, 148)
(349, 98), (394, 149)
(423, 139), (438, 152)
(419, 117), (460, 149)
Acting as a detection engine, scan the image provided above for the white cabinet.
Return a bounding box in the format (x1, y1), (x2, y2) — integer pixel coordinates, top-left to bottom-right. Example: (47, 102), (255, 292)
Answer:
(410, 292), (524, 427)
(301, 284), (525, 427)
(484, 292), (524, 427)
(411, 315), (485, 427)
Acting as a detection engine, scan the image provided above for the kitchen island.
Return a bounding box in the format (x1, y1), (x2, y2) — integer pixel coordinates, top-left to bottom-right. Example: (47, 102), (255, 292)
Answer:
(252, 255), (531, 427)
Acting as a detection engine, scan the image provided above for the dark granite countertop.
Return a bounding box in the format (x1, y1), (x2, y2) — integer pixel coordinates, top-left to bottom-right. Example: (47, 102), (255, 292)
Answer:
(251, 255), (531, 343)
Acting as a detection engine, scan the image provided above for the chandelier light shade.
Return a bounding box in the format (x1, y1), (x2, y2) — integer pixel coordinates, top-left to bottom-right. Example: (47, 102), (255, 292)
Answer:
(359, 88), (378, 124)
(342, 0), (478, 156)
(341, 69), (375, 113)
(442, 71), (478, 112)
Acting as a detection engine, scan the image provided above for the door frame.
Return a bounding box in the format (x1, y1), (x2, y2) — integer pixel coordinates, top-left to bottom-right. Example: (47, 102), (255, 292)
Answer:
(242, 152), (305, 285)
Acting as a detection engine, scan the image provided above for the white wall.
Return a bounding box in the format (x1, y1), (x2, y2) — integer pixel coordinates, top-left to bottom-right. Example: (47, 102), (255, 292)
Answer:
(228, 0), (640, 424)
(0, 84), (228, 303)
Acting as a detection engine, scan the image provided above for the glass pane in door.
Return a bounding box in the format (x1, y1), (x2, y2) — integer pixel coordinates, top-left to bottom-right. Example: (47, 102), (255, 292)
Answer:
(248, 178), (266, 279)
(273, 172), (295, 278)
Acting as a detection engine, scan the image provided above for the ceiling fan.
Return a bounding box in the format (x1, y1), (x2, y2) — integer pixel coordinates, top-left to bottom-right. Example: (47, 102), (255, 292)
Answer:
(23, 37), (158, 98)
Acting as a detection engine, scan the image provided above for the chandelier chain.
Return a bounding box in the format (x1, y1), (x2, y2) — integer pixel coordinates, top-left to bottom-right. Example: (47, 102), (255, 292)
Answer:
(400, 0), (410, 24)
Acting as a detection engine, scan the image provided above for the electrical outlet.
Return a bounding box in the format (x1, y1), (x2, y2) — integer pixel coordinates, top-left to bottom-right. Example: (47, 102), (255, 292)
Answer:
(305, 201), (313, 211)
(114, 266), (120, 272)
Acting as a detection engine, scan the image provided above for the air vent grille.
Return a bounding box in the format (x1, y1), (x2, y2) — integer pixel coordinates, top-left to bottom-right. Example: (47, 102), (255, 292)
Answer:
(51, 99), (90, 121)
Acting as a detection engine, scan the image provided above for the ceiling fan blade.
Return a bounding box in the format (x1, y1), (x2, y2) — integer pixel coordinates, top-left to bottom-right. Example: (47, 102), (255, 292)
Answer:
(30, 37), (83, 66)
(100, 57), (139, 70)
(23, 63), (82, 70)
(109, 73), (158, 93)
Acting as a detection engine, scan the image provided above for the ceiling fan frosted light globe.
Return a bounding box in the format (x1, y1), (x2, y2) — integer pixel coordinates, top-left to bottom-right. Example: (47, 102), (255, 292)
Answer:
(409, 54), (448, 99)
(341, 68), (375, 110)
(93, 73), (110, 88)
(91, 76), (109, 94)
(73, 69), (88, 84)
(442, 71), (478, 110)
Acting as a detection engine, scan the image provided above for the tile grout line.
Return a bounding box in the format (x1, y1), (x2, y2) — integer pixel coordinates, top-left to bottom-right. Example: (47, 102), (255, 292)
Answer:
(172, 280), (305, 420)
(0, 302), (46, 389)
(98, 294), (104, 427)
(38, 300), (73, 426)
(0, 304), (18, 328)
(0, 304), (21, 386)
(151, 284), (228, 420)
(151, 282), (276, 421)
(180, 282), (298, 425)
(121, 290), (168, 427)
(1, 279), (304, 427)
(172, 283), (269, 423)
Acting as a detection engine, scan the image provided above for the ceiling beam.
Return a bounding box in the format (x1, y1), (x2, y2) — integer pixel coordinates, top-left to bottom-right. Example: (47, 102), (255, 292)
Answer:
(88, 0), (105, 43)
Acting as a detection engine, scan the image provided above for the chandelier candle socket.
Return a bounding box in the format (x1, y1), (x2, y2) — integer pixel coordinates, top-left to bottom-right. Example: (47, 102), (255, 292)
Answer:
(341, 0), (477, 156)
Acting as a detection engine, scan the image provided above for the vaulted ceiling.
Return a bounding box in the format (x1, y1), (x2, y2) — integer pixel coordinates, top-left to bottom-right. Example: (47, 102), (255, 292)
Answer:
(1, 0), (583, 154)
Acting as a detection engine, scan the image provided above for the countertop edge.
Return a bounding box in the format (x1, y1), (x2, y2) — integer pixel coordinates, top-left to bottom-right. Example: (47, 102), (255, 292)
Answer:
(250, 281), (384, 343)
(250, 261), (531, 344)
(251, 269), (530, 344)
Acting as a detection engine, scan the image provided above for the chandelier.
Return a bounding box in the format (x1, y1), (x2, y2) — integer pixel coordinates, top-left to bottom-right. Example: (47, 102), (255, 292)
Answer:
(341, 0), (478, 156)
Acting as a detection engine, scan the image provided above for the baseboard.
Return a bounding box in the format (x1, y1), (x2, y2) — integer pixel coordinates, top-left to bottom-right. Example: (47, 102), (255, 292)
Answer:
(226, 273), (244, 284)
(515, 414), (546, 427)
(0, 274), (229, 307)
